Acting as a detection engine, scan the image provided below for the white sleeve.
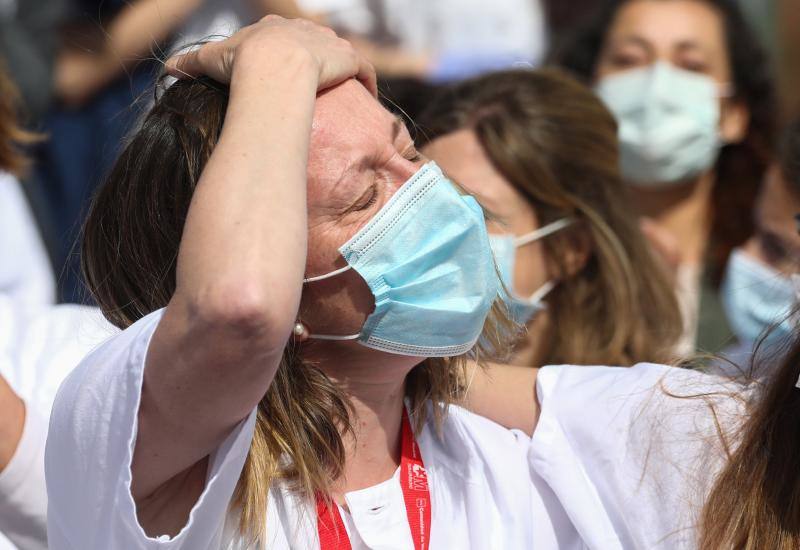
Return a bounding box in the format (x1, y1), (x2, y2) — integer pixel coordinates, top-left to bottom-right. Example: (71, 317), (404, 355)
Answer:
(0, 173), (55, 309)
(0, 404), (48, 550)
(530, 363), (750, 550)
(45, 309), (257, 550)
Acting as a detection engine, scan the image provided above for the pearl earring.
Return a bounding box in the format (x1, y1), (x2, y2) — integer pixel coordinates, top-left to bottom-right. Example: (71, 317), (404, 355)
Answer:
(293, 322), (308, 339)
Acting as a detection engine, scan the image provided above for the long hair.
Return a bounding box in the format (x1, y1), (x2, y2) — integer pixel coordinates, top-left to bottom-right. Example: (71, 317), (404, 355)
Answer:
(554, 0), (777, 285)
(81, 76), (509, 544)
(418, 68), (683, 366)
(0, 60), (39, 175)
(698, 119), (800, 549)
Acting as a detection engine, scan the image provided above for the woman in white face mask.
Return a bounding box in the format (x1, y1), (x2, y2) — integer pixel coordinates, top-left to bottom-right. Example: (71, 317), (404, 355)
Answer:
(558, 0), (777, 353)
(44, 18), (591, 550)
(719, 119), (800, 366)
(419, 68), (683, 368)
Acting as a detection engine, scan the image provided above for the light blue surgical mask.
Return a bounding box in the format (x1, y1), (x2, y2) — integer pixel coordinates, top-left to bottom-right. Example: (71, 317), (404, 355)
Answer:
(303, 162), (499, 357)
(721, 248), (796, 345)
(488, 218), (572, 326)
(595, 61), (730, 187)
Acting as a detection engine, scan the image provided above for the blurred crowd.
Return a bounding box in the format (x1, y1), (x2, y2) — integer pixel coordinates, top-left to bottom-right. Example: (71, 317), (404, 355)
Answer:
(4, 0), (796, 305)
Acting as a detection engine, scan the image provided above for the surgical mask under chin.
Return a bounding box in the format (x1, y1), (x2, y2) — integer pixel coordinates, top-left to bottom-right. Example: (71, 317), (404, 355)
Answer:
(302, 162), (499, 357)
(721, 248), (796, 346)
(488, 218), (572, 326)
(595, 61), (729, 187)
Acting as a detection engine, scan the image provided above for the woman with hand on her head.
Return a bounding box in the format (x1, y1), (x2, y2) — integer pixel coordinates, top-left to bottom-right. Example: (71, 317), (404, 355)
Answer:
(419, 68), (683, 370)
(44, 17), (572, 549)
(557, 0), (777, 353)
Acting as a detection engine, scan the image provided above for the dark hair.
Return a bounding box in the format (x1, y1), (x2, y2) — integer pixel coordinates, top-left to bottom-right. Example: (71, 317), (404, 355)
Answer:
(81, 77), (229, 327)
(780, 119), (800, 192)
(699, 330), (800, 548)
(417, 68), (683, 366)
(555, 0), (777, 284)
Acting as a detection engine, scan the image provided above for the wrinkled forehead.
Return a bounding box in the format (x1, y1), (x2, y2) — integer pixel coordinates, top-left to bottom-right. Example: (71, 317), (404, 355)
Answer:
(306, 80), (397, 198)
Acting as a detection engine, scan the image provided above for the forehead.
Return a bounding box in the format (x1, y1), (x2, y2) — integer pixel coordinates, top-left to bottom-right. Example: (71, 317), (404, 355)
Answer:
(424, 130), (517, 208)
(306, 80), (399, 196)
(609, 0), (726, 52)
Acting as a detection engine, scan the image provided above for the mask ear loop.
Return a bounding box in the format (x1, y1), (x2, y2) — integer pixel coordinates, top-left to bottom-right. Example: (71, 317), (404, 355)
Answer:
(301, 264), (362, 341)
(514, 218), (574, 247)
(518, 280), (556, 307)
(303, 265), (352, 284)
(509, 218), (574, 307)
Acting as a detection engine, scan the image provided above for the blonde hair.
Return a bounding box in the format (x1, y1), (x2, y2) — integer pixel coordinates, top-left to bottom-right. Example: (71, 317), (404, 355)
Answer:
(81, 75), (512, 545)
(419, 68), (684, 366)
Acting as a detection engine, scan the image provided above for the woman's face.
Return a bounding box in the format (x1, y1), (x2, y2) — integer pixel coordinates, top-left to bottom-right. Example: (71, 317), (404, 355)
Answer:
(423, 129), (550, 298)
(742, 166), (800, 277)
(595, 0), (748, 143)
(298, 80), (425, 340)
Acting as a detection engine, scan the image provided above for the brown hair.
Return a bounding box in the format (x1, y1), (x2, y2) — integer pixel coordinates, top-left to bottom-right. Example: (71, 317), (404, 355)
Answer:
(81, 76), (508, 544)
(418, 68), (683, 366)
(0, 61), (39, 175)
(698, 121), (800, 549)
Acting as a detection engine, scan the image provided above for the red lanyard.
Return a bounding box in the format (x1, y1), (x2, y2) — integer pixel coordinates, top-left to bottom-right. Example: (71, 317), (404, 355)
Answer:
(316, 408), (431, 550)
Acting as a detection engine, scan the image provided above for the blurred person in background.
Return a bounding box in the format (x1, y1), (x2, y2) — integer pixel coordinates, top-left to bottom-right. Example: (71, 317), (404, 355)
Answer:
(0, 0), (65, 122)
(298, 0), (547, 81)
(557, 0), (777, 354)
(0, 61), (114, 550)
(55, 0), (306, 109)
(419, 68), (683, 368)
(39, 0), (305, 303)
(719, 119), (800, 367)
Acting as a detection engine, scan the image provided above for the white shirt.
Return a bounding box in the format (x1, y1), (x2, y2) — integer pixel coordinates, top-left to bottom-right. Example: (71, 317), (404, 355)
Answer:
(0, 299), (116, 550)
(46, 309), (566, 549)
(0, 172), (54, 311)
(532, 363), (751, 549)
(45, 308), (749, 549)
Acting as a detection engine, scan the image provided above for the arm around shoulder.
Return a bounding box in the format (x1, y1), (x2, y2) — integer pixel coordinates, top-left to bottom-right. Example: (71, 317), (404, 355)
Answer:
(464, 362), (540, 436)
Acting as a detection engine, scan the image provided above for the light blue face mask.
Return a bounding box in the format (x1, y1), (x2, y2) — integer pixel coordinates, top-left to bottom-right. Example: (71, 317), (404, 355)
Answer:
(721, 248), (796, 345)
(595, 61), (730, 187)
(488, 219), (572, 326)
(303, 162), (499, 357)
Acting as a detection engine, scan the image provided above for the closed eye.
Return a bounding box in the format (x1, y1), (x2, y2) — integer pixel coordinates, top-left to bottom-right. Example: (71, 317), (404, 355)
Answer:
(347, 183), (378, 213)
(402, 147), (423, 163)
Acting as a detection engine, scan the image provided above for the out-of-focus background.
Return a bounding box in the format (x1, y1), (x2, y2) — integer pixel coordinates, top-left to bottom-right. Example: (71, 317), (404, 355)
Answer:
(2, 0), (798, 304)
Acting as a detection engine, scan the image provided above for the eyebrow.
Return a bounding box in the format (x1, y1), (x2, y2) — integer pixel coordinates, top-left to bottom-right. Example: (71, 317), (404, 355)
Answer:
(392, 115), (406, 142)
(613, 35), (706, 55)
(612, 35), (654, 53)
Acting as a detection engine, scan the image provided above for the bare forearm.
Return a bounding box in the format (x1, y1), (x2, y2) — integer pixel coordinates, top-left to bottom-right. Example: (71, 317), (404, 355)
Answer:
(464, 362), (540, 436)
(0, 377), (24, 472)
(133, 51), (316, 498)
(106, 0), (203, 62)
(173, 48), (315, 354)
